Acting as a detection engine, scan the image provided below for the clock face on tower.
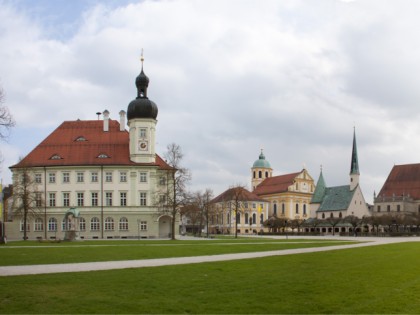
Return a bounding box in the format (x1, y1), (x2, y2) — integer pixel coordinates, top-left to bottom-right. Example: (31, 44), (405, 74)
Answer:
(138, 140), (148, 151)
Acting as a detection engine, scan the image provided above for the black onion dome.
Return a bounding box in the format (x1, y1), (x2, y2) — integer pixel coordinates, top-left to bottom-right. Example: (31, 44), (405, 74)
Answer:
(127, 66), (158, 120)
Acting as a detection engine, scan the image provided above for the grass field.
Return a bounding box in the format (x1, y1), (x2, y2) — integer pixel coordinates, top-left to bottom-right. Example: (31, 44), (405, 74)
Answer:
(0, 238), (356, 266)
(1, 240), (419, 314)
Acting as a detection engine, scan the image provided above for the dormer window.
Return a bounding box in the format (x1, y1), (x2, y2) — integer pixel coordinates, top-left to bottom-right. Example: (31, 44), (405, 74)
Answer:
(97, 153), (109, 159)
(75, 136), (87, 142)
(50, 154), (62, 160)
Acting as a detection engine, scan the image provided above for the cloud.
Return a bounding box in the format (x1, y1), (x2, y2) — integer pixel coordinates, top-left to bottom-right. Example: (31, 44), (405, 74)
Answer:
(2, 0), (420, 203)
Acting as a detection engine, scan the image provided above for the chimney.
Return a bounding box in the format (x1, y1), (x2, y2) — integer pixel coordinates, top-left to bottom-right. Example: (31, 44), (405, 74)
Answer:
(119, 110), (126, 131)
(103, 110), (110, 132)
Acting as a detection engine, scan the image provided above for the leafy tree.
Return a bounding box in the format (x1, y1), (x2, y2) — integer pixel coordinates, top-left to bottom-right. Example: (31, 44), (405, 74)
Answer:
(158, 143), (191, 240)
(12, 167), (44, 240)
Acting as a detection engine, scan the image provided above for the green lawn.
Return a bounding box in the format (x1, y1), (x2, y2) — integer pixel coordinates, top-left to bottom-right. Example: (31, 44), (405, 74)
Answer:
(0, 238), (355, 266)
(1, 242), (419, 314)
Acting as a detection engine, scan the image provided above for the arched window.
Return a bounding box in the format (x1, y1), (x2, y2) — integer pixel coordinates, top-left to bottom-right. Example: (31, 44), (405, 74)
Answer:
(245, 213), (249, 224)
(258, 171), (262, 178)
(91, 217), (100, 231)
(303, 204), (307, 215)
(34, 218), (43, 231)
(48, 217), (57, 231)
(260, 213), (264, 224)
(79, 217), (86, 231)
(282, 203), (285, 215)
(119, 217), (128, 231)
(322, 213), (325, 219)
(252, 213), (257, 224)
(105, 217), (114, 231)
(296, 203), (299, 214)
(330, 212), (333, 218)
(265, 171), (268, 178)
(236, 212), (241, 224)
(339, 212), (342, 218)
(253, 171), (256, 179)
(62, 218), (71, 231)
(273, 203), (277, 215)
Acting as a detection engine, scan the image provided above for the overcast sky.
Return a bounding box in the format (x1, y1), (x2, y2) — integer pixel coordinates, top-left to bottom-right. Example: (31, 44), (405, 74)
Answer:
(1, 0), (420, 203)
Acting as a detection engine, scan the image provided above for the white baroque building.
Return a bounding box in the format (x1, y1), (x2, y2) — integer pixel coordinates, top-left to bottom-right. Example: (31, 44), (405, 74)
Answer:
(7, 60), (177, 240)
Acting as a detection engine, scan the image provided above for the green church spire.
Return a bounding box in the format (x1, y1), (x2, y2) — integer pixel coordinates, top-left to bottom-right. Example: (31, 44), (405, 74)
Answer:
(350, 128), (360, 175)
(311, 166), (326, 203)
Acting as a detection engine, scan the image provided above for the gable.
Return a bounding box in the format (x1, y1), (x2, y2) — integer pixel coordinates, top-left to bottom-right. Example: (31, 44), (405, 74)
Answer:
(254, 172), (301, 196)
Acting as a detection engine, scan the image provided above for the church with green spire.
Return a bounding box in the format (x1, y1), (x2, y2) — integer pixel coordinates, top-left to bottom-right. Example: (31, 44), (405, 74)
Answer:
(310, 130), (370, 222)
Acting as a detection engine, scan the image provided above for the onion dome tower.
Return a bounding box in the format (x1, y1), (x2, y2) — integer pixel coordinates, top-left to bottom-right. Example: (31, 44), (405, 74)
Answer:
(251, 149), (273, 190)
(127, 51), (158, 163)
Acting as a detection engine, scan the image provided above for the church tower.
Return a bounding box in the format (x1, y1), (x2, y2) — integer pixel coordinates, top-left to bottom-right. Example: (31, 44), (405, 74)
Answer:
(251, 149), (273, 190)
(349, 128), (360, 190)
(127, 53), (158, 163)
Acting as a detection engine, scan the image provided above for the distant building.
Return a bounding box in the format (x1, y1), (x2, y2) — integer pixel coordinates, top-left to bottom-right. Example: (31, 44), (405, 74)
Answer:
(252, 150), (315, 221)
(7, 59), (177, 240)
(209, 187), (268, 235)
(310, 130), (370, 220)
(374, 163), (420, 215)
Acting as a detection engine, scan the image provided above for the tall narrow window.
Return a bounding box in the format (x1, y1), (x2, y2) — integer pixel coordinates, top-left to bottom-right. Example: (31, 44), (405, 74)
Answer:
(140, 172), (147, 183)
(49, 173), (56, 183)
(90, 217), (100, 231)
(49, 193), (56, 207)
(120, 192), (127, 206)
(91, 192), (98, 206)
(140, 192), (147, 206)
(77, 192), (84, 207)
(119, 217), (128, 231)
(105, 217), (114, 231)
(35, 174), (42, 184)
(120, 172), (127, 183)
(296, 203), (299, 214)
(34, 218), (43, 231)
(105, 192), (113, 206)
(35, 193), (42, 207)
(79, 217), (86, 231)
(63, 192), (70, 207)
(140, 221), (147, 231)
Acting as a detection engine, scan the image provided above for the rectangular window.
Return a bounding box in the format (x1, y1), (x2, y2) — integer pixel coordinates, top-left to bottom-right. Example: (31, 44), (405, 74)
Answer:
(62, 172), (70, 183)
(91, 172), (98, 183)
(140, 221), (147, 231)
(63, 192), (70, 207)
(139, 128), (147, 138)
(34, 219), (43, 232)
(159, 176), (166, 185)
(140, 192), (147, 206)
(140, 172), (147, 183)
(49, 193), (56, 207)
(49, 173), (56, 183)
(377, 206), (381, 212)
(120, 192), (127, 206)
(105, 172), (113, 182)
(77, 192), (84, 206)
(120, 172), (127, 183)
(105, 192), (113, 206)
(35, 193), (42, 207)
(159, 194), (167, 205)
(35, 174), (42, 184)
(20, 221), (30, 232)
(397, 205), (401, 212)
(77, 172), (84, 183)
(79, 218), (86, 231)
(91, 192), (98, 206)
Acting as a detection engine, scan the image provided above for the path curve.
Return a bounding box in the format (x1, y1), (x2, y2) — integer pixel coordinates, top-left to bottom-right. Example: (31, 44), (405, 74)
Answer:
(1, 236), (418, 277)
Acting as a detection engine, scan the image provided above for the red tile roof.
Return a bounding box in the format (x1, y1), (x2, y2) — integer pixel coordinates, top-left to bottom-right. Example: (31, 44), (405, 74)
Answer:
(377, 163), (420, 200)
(10, 120), (172, 170)
(211, 187), (265, 204)
(253, 172), (301, 196)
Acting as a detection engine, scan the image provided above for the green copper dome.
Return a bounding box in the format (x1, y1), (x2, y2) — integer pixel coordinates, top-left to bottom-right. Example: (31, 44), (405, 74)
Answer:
(253, 150), (271, 168)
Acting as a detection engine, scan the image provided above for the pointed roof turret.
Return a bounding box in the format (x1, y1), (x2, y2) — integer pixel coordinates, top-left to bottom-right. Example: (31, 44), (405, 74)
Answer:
(350, 128), (360, 175)
(311, 166), (326, 203)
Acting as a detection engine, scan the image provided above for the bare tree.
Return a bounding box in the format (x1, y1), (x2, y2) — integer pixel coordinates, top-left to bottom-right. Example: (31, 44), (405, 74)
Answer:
(344, 215), (362, 236)
(190, 189), (214, 237)
(158, 143), (191, 240)
(12, 167), (44, 240)
(325, 216), (342, 236)
(0, 87), (15, 141)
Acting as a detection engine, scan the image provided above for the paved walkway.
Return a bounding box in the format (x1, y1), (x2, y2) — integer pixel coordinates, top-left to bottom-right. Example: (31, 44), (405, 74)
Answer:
(1, 236), (418, 277)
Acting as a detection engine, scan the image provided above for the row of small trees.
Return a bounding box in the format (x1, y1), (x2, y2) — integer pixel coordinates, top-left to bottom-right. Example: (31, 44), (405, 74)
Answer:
(263, 213), (420, 236)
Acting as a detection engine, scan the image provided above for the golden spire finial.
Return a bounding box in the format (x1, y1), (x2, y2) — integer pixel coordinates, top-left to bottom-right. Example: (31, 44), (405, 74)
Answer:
(140, 48), (144, 69)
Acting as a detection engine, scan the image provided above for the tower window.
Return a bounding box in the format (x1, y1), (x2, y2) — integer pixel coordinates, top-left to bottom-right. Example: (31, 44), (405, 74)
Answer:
(265, 171), (268, 178)
(258, 171), (262, 179)
(253, 171), (256, 179)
